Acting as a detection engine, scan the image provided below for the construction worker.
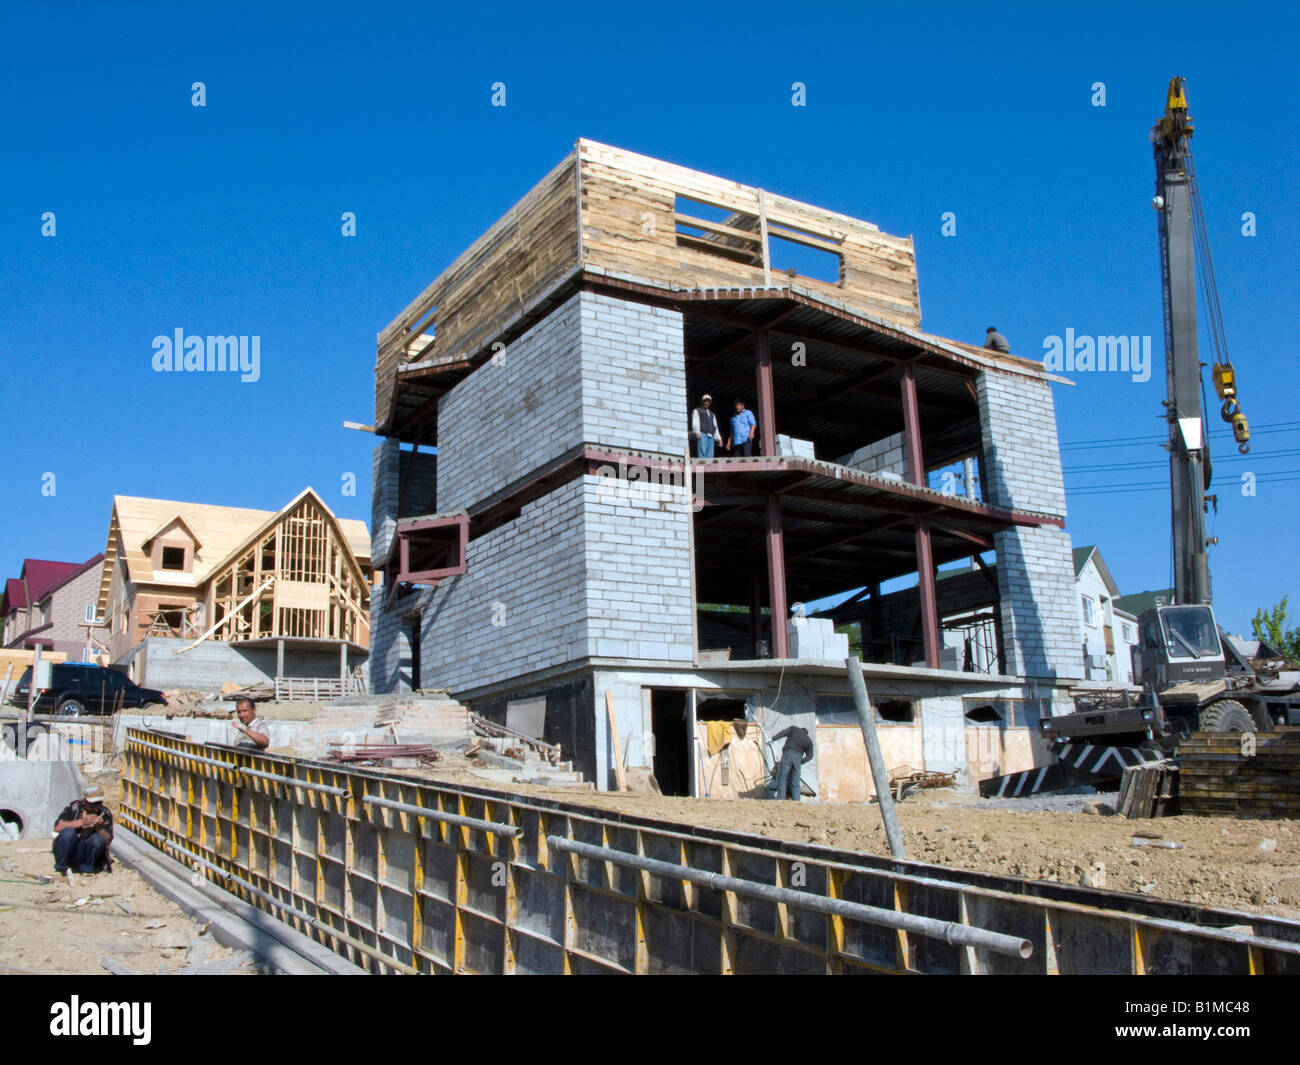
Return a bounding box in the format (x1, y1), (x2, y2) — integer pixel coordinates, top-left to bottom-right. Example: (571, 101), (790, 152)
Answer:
(769, 724), (814, 800)
(727, 398), (757, 457)
(690, 394), (722, 457)
(231, 697), (270, 749)
(984, 326), (1010, 353)
(52, 784), (114, 874)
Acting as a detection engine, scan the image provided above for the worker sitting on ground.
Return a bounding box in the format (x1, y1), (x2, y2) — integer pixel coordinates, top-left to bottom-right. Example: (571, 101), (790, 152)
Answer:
(231, 696), (270, 749)
(690, 394), (723, 458)
(769, 724), (814, 801)
(727, 398), (757, 457)
(52, 785), (114, 875)
(984, 326), (1010, 353)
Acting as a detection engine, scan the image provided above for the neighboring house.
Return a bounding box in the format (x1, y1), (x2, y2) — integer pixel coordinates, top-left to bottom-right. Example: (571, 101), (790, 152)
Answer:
(1, 556), (109, 660)
(1073, 546), (1139, 685)
(1114, 588), (1175, 617)
(97, 488), (373, 692)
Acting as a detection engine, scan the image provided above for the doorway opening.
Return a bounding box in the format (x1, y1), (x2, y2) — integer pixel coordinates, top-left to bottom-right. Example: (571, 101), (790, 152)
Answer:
(400, 615), (421, 692)
(650, 690), (689, 797)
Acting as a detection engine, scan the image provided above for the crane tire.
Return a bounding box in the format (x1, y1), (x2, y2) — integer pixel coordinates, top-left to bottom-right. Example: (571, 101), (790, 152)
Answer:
(1198, 699), (1254, 733)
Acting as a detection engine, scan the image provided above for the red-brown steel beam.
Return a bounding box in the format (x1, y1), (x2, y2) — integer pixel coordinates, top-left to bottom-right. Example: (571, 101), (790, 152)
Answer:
(755, 330), (777, 457)
(914, 517), (940, 669)
(930, 521), (995, 551)
(765, 494), (789, 658)
(901, 363), (925, 487)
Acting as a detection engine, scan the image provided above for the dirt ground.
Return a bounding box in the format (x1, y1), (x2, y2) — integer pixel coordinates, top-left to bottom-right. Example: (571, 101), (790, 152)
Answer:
(0, 766), (261, 976)
(415, 764), (1300, 921)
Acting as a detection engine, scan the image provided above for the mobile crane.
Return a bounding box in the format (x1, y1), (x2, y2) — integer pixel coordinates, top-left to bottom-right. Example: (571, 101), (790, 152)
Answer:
(981, 79), (1299, 796)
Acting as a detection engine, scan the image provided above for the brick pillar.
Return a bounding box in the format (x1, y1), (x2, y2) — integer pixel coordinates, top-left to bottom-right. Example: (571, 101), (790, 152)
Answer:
(977, 370), (1081, 680)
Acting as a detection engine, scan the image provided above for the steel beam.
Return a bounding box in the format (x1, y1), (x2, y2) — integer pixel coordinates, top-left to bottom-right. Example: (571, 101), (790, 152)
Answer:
(914, 517), (940, 669)
(755, 330), (777, 456)
(765, 494), (790, 658)
(900, 363), (925, 486)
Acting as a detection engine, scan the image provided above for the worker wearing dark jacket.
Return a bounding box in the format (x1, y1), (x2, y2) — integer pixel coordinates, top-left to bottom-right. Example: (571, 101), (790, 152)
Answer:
(770, 725), (814, 801)
(984, 326), (1010, 353)
(53, 785), (114, 874)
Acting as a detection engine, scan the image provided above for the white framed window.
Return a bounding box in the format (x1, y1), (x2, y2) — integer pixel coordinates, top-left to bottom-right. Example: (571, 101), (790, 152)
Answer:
(1122, 623), (1135, 643)
(84, 604), (97, 623)
(1081, 595), (1097, 627)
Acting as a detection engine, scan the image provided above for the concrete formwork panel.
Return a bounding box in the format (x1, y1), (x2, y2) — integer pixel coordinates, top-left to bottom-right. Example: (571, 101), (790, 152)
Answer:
(119, 730), (1300, 975)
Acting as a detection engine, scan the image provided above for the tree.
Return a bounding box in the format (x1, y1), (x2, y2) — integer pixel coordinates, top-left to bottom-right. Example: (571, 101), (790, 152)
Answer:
(1250, 597), (1300, 664)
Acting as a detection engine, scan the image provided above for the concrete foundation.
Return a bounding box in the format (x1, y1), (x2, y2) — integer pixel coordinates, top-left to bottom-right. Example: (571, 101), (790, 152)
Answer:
(460, 658), (1067, 796)
(115, 637), (364, 692)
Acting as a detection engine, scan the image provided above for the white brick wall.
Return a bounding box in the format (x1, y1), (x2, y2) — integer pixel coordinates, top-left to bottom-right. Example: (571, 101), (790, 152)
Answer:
(436, 291), (687, 513)
(837, 431), (909, 477)
(977, 370), (1081, 680)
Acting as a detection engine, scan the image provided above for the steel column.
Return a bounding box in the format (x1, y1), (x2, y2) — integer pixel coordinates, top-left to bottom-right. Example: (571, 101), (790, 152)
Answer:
(915, 517), (940, 669)
(765, 495), (789, 658)
(900, 362), (925, 486)
(755, 329), (777, 456)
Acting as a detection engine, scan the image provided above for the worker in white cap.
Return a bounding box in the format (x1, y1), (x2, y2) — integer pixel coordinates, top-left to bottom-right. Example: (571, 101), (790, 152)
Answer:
(690, 394), (722, 458)
(53, 784), (114, 874)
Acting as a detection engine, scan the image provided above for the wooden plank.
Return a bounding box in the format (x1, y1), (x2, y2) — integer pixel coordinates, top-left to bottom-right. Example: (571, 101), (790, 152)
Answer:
(1178, 731), (1300, 817)
(604, 691), (627, 793)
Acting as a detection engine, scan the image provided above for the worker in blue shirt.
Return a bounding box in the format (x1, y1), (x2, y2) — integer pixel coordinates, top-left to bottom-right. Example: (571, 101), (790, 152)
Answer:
(727, 398), (757, 456)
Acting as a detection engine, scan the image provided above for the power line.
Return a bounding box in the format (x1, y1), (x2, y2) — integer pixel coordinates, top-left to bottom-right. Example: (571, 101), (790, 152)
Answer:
(1059, 420), (1300, 451)
(1068, 470), (1300, 495)
(1065, 447), (1300, 473)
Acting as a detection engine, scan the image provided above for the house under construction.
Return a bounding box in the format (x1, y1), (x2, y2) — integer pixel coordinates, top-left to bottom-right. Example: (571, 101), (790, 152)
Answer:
(370, 140), (1081, 795)
(100, 488), (372, 695)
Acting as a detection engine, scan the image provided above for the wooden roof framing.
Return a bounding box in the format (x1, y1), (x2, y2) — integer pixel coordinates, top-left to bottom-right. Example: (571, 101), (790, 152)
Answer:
(97, 489), (371, 615)
(374, 139), (930, 437)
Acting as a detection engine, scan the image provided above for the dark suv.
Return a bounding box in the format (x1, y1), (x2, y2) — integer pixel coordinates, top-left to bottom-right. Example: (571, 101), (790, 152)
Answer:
(11, 663), (167, 716)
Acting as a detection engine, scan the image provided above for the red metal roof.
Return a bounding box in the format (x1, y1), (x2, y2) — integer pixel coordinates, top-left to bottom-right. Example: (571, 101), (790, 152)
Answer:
(2, 577), (26, 612)
(1, 557), (100, 617)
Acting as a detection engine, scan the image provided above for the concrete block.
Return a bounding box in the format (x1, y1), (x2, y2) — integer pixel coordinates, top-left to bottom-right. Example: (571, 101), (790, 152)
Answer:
(0, 758), (86, 840)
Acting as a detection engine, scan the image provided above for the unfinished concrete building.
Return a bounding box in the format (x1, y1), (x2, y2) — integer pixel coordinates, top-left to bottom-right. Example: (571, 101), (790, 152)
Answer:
(370, 140), (1080, 795)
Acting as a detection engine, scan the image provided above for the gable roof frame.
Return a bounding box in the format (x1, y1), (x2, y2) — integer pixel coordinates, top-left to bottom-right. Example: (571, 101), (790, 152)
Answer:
(200, 487), (371, 594)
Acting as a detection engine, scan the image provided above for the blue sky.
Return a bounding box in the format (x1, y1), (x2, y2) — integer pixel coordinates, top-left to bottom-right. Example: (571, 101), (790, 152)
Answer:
(2, 1), (1296, 635)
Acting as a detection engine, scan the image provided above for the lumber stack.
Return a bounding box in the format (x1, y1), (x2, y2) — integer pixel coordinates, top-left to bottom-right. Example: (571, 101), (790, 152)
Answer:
(1116, 760), (1179, 819)
(1178, 730), (1300, 818)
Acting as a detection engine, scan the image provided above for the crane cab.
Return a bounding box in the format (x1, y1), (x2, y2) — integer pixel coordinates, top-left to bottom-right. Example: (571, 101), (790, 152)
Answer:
(1134, 604), (1226, 689)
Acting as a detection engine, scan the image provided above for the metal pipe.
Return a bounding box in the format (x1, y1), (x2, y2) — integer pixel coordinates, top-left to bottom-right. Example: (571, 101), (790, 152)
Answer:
(845, 656), (907, 859)
(360, 794), (521, 837)
(127, 736), (240, 772)
(238, 765), (349, 798)
(547, 835), (1031, 960)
